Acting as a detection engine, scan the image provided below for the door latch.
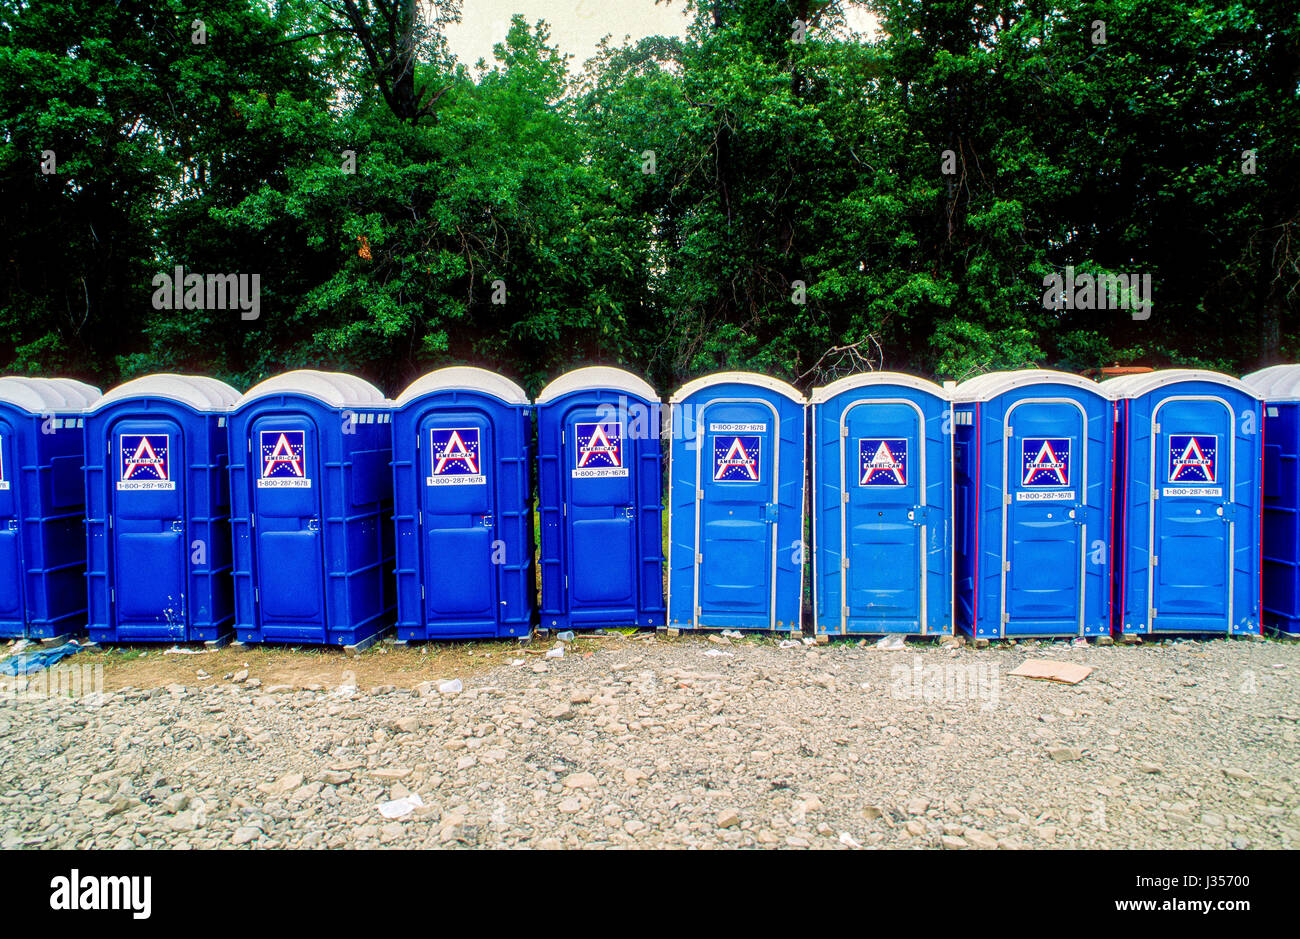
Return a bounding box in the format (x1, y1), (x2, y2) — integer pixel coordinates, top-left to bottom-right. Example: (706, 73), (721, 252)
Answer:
(307, 518), (320, 532)
(481, 514), (494, 528)
(622, 506), (635, 520)
(170, 520), (184, 533)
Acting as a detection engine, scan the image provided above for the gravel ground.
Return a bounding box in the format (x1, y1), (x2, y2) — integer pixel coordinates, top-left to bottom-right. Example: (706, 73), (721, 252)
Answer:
(1, 633), (1297, 849)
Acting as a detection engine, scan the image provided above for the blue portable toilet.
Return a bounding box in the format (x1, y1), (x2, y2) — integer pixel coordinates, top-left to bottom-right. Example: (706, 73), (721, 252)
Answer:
(228, 370), (394, 646)
(0, 378), (101, 639)
(809, 373), (953, 637)
(667, 372), (806, 633)
(1244, 364), (1300, 635)
(84, 374), (240, 643)
(952, 370), (1114, 639)
(1107, 370), (1263, 637)
(392, 367), (534, 640)
(535, 366), (664, 630)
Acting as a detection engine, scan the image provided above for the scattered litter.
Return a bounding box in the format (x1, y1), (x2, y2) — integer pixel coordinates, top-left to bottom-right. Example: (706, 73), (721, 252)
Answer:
(1008, 659), (1093, 685)
(875, 635), (906, 651)
(163, 645), (205, 655)
(612, 627), (639, 636)
(437, 679), (463, 694)
(703, 650), (734, 657)
(331, 682), (358, 697)
(377, 792), (424, 820)
(1070, 637), (1088, 648)
(545, 645), (564, 659)
(778, 639), (801, 649)
(556, 630), (576, 642)
(2, 639), (32, 659)
(802, 636), (816, 646)
(0, 641), (84, 676)
(510, 658), (525, 666)
(720, 629), (743, 639)
(838, 832), (862, 849)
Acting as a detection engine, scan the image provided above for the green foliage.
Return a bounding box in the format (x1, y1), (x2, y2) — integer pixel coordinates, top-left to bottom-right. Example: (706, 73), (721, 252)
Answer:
(1, 0), (1297, 394)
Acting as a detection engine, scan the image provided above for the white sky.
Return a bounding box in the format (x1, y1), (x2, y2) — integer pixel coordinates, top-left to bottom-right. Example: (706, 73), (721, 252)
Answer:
(444, 1), (878, 70)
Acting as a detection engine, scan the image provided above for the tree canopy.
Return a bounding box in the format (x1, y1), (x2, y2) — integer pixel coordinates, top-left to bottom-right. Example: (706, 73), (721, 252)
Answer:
(2, 0), (1296, 394)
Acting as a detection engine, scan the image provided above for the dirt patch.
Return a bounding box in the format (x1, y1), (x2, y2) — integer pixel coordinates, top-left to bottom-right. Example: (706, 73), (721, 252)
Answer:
(29, 636), (603, 693)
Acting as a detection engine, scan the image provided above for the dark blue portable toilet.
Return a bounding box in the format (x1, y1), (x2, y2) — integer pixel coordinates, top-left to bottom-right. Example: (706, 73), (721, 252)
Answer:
(535, 366), (664, 630)
(1108, 370), (1263, 637)
(392, 367), (533, 640)
(228, 370), (394, 646)
(84, 375), (240, 643)
(667, 372), (806, 633)
(0, 378), (101, 639)
(810, 373), (953, 637)
(1244, 365), (1300, 635)
(952, 370), (1114, 639)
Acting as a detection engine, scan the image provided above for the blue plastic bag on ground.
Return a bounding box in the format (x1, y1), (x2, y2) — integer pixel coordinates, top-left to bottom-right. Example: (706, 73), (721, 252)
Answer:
(0, 642), (83, 676)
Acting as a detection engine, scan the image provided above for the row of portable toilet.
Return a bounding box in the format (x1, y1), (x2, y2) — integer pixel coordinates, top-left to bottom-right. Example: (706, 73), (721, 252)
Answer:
(0, 365), (1292, 645)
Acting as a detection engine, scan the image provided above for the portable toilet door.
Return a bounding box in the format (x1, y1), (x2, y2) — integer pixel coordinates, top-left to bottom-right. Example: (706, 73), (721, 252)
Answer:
(952, 370), (1114, 639)
(228, 370), (394, 646)
(1108, 370), (1263, 637)
(1244, 364), (1300, 635)
(809, 373), (952, 637)
(535, 366), (664, 630)
(84, 374), (240, 643)
(668, 372), (806, 633)
(392, 367), (534, 640)
(0, 378), (101, 639)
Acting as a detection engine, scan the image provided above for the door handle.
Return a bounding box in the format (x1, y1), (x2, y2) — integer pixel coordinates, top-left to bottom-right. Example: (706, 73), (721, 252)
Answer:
(481, 514), (494, 528)
(622, 507), (635, 520)
(306, 518), (320, 532)
(170, 520), (184, 533)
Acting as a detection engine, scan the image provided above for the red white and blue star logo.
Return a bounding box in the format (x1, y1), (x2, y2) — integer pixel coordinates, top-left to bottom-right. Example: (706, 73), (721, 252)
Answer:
(119, 434), (174, 490)
(573, 422), (627, 478)
(713, 435), (761, 482)
(261, 430), (306, 478)
(1022, 438), (1070, 487)
(1169, 434), (1216, 483)
(427, 427), (485, 486)
(859, 438), (907, 486)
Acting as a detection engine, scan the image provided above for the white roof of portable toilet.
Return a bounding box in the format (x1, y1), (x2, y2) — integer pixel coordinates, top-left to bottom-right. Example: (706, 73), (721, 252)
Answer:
(237, 369), (386, 409)
(809, 371), (947, 405)
(1102, 368), (1259, 400)
(952, 369), (1112, 403)
(0, 376), (102, 413)
(535, 366), (658, 405)
(92, 374), (241, 412)
(1242, 364), (1300, 401)
(396, 366), (529, 407)
(670, 371), (805, 405)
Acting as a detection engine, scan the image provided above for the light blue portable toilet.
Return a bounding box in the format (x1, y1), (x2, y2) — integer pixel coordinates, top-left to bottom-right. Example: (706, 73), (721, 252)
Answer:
(84, 375), (240, 644)
(0, 378), (101, 639)
(1108, 370), (1263, 637)
(667, 372), (806, 633)
(535, 366), (665, 631)
(952, 370), (1114, 639)
(228, 370), (394, 647)
(810, 373), (953, 637)
(1244, 364), (1300, 635)
(391, 367), (534, 641)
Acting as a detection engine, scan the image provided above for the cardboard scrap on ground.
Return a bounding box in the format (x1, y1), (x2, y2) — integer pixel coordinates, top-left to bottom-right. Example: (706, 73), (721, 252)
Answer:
(1008, 659), (1093, 685)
